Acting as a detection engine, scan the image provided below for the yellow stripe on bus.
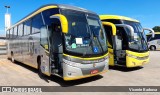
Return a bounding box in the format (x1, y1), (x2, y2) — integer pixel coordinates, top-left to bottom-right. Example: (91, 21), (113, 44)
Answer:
(63, 53), (109, 60)
(7, 5), (58, 30)
(100, 15), (139, 22)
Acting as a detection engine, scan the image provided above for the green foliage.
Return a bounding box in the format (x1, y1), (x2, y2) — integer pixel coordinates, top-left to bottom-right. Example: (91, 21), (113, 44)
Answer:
(152, 26), (160, 32)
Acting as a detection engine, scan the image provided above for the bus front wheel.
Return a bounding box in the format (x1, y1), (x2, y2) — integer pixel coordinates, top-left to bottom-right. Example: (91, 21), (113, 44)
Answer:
(150, 45), (156, 51)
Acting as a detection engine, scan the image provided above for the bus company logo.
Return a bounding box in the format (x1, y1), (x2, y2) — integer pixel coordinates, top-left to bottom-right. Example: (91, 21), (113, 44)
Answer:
(2, 87), (11, 92)
(1, 87), (42, 92)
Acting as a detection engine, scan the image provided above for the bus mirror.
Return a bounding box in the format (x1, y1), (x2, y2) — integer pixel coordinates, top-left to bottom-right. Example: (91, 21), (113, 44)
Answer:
(102, 22), (116, 36)
(50, 14), (68, 34)
(115, 24), (134, 39)
(143, 28), (155, 38)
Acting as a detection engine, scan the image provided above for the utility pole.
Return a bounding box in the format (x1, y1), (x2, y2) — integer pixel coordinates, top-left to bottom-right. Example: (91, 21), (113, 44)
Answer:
(4, 6), (11, 32)
(5, 6), (10, 13)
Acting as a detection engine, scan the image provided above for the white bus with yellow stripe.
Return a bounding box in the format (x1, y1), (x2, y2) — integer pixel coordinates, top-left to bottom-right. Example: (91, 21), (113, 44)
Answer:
(6, 4), (116, 81)
(100, 15), (154, 67)
(147, 32), (160, 50)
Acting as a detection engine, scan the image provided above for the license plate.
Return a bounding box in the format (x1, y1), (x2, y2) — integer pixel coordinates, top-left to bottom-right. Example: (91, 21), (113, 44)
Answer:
(90, 69), (99, 74)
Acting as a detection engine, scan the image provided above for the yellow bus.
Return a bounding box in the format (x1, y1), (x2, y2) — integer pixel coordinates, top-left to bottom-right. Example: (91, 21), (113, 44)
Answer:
(100, 15), (154, 67)
(6, 4), (116, 81)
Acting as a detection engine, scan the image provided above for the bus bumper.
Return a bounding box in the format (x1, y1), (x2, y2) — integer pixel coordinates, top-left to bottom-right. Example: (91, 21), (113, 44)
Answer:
(126, 50), (149, 67)
(63, 70), (108, 81)
(62, 59), (109, 81)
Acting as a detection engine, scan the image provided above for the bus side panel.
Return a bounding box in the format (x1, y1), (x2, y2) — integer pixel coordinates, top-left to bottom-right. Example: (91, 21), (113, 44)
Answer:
(31, 33), (41, 69)
(22, 36), (31, 66)
(21, 33), (41, 69)
(7, 40), (10, 58)
(39, 45), (51, 76)
(8, 38), (23, 61)
(158, 39), (160, 50)
(15, 33), (40, 69)
(15, 38), (23, 62)
(7, 40), (11, 58)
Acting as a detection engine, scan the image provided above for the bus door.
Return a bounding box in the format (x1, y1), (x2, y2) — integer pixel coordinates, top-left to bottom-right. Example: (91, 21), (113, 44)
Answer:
(102, 22), (117, 66)
(103, 25), (125, 65)
(49, 19), (63, 75)
(114, 24), (134, 66)
(114, 27), (125, 65)
(49, 14), (69, 76)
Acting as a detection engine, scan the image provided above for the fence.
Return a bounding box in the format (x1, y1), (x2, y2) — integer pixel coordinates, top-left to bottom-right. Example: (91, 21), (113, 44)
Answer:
(0, 39), (6, 55)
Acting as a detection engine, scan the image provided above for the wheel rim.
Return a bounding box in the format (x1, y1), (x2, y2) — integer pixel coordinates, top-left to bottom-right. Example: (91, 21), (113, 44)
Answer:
(151, 46), (155, 50)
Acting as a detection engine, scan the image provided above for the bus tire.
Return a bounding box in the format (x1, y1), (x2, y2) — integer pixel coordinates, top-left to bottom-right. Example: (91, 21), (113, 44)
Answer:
(150, 45), (156, 51)
(11, 52), (15, 63)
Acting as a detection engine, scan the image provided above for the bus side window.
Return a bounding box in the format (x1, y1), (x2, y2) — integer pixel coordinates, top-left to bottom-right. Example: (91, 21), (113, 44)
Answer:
(6, 30), (9, 39)
(41, 8), (59, 25)
(14, 26), (18, 38)
(32, 14), (43, 34)
(104, 26), (113, 48)
(10, 28), (13, 39)
(40, 26), (48, 50)
(24, 20), (31, 35)
(18, 24), (23, 37)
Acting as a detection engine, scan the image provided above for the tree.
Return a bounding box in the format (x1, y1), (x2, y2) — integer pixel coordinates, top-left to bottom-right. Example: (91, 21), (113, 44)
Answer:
(152, 26), (160, 32)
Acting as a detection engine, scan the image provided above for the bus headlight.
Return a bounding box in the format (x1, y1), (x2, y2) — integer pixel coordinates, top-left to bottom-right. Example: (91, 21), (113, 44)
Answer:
(126, 53), (138, 59)
(63, 60), (81, 67)
(104, 57), (109, 63)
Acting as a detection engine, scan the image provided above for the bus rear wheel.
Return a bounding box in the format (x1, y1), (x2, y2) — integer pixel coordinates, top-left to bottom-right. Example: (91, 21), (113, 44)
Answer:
(150, 45), (156, 51)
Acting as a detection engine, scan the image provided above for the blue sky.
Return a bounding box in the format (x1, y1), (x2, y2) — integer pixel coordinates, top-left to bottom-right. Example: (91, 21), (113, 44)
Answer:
(0, 0), (159, 35)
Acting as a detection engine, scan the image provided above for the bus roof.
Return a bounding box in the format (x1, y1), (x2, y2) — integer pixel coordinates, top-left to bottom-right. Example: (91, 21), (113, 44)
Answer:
(7, 4), (96, 31)
(146, 32), (160, 35)
(99, 15), (139, 22)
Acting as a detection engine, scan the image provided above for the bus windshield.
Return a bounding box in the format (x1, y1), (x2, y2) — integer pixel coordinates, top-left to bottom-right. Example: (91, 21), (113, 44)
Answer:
(61, 9), (108, 56)
(123, 21), (148, 52)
